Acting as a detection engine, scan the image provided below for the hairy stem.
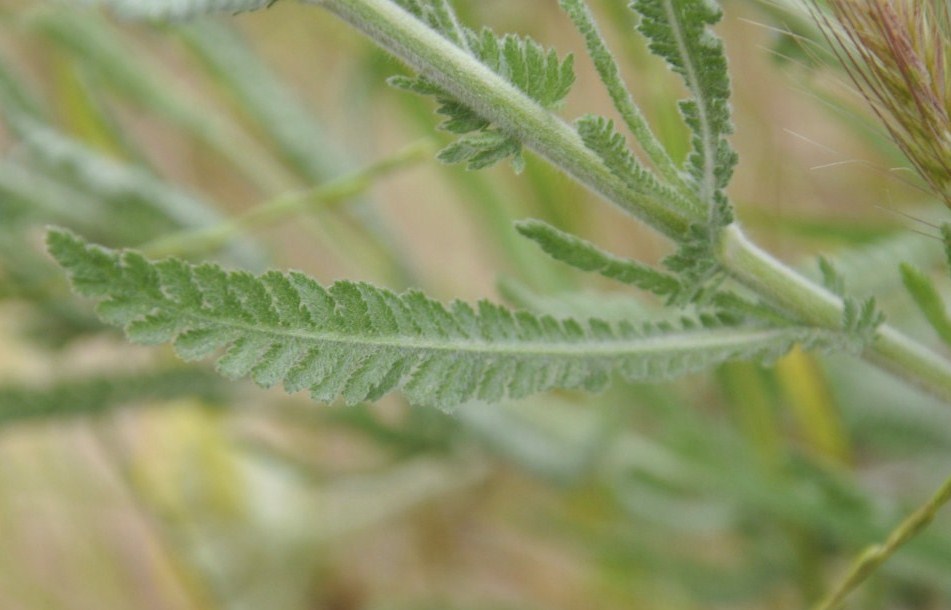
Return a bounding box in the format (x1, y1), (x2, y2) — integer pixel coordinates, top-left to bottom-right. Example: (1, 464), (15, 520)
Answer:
(719, 227), (951, 402)
(311, 0), (951, 405)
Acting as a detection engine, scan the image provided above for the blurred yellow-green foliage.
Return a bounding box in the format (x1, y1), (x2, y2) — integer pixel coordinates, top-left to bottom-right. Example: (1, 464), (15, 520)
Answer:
(2, 1), (951, 609)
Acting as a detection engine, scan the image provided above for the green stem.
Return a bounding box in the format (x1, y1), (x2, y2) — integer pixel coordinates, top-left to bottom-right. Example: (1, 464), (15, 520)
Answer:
(719, 226), (951, 403)
(310, 0), (951, 405)
(812, 474), (951, 610)
(142, 138), (433, 258)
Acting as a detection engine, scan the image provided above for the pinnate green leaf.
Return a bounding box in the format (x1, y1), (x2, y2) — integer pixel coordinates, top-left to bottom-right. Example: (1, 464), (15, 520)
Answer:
(48, 229), (827, 410)
(388, 2), (574, 172)
(514, 218), (681, 299)
(630, 0), (737, 206)
(576, 115), (698, 215)
(515, 219), (782, 323)
(841, 296), (886, 350)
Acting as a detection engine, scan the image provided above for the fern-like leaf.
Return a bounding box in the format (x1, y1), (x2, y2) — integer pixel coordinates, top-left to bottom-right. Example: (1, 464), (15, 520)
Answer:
(388, 3), (574, 172)
(515, 218), (783, 323)
(49, 229), (826, 410)
(392, 0), (469, 48)
(630, 0), (737, 207)
(514, 218), (682, 300)
(576, 115), (701, 216)
(841, 296), (885, 350)
(661, 223), (725, 304)
(557, 0), (685, 192)
(81, 0), (277, 19)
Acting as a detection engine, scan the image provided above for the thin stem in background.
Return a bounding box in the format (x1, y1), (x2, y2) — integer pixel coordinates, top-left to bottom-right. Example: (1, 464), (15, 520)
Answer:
(814, 474), (951, 610)
(141, 139), (434, 258)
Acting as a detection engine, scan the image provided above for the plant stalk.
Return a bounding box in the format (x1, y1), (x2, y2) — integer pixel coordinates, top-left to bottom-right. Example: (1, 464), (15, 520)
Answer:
(719, 226), (951, 403)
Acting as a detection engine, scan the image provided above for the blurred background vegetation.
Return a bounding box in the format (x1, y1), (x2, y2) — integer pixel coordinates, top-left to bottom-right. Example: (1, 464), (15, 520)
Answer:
(1, 0), (951, 608)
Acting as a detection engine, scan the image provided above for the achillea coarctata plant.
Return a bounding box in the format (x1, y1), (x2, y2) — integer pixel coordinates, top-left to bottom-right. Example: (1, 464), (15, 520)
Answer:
(817, 0), (951, 207)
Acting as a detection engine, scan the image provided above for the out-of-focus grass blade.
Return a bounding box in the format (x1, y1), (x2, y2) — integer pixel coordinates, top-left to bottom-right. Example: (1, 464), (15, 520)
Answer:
(12, 116), (208, 238)
(27, 9), (295, 193)
(900, 263), (951, 348)
(178, 20), (421, 285)
(825, 352), (951, 453)
(775, 347), (851, 465)
(142, 138), (432, 258)
(52, 58), (156, 168)
(175, 20), (428, 284)
(716, 361), (784, 468)
(0, 368), (227, 426)
(806, 229), (944, 296)
(740, 206), (898, 244)
(0, 53), (260, 258)
(0, 160), (104, 229)
(82, 0), (275, 20)
(175, 19), (342, 182)
(455, 399), (604, 484)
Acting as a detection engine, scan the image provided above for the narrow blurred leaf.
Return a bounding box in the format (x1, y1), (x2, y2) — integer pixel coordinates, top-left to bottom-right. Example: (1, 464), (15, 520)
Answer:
(81, 0), (277, 20)
(901, 263), (951, 348)
(775, 347), (851, 465)
(0, 368), (226, 426)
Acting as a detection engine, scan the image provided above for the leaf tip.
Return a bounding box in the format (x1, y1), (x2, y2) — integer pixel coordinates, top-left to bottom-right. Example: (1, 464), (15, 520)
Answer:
(513, 217), (546, 239)
(45, 226), (80, 262)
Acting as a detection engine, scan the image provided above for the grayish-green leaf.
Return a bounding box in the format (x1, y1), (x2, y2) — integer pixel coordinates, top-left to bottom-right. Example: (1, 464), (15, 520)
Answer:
(576, 115), (700, 216)
(630, 0), (737, 207)
(387, 2), (574, 172)
(841, 296), (886, 350)
(515, 218), (681, 299)
(557, 0), (685, 192)
(514, 220), (787, 323)
(49, 229), (826, 410)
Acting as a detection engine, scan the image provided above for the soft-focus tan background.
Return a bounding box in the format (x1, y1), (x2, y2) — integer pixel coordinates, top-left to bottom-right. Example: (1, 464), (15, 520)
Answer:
(1, 1), (950, 609)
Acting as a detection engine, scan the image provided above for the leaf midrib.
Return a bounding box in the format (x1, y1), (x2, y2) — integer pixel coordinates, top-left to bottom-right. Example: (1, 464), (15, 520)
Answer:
(662, 0), (715, 205)
(169, 302), (799, 358)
